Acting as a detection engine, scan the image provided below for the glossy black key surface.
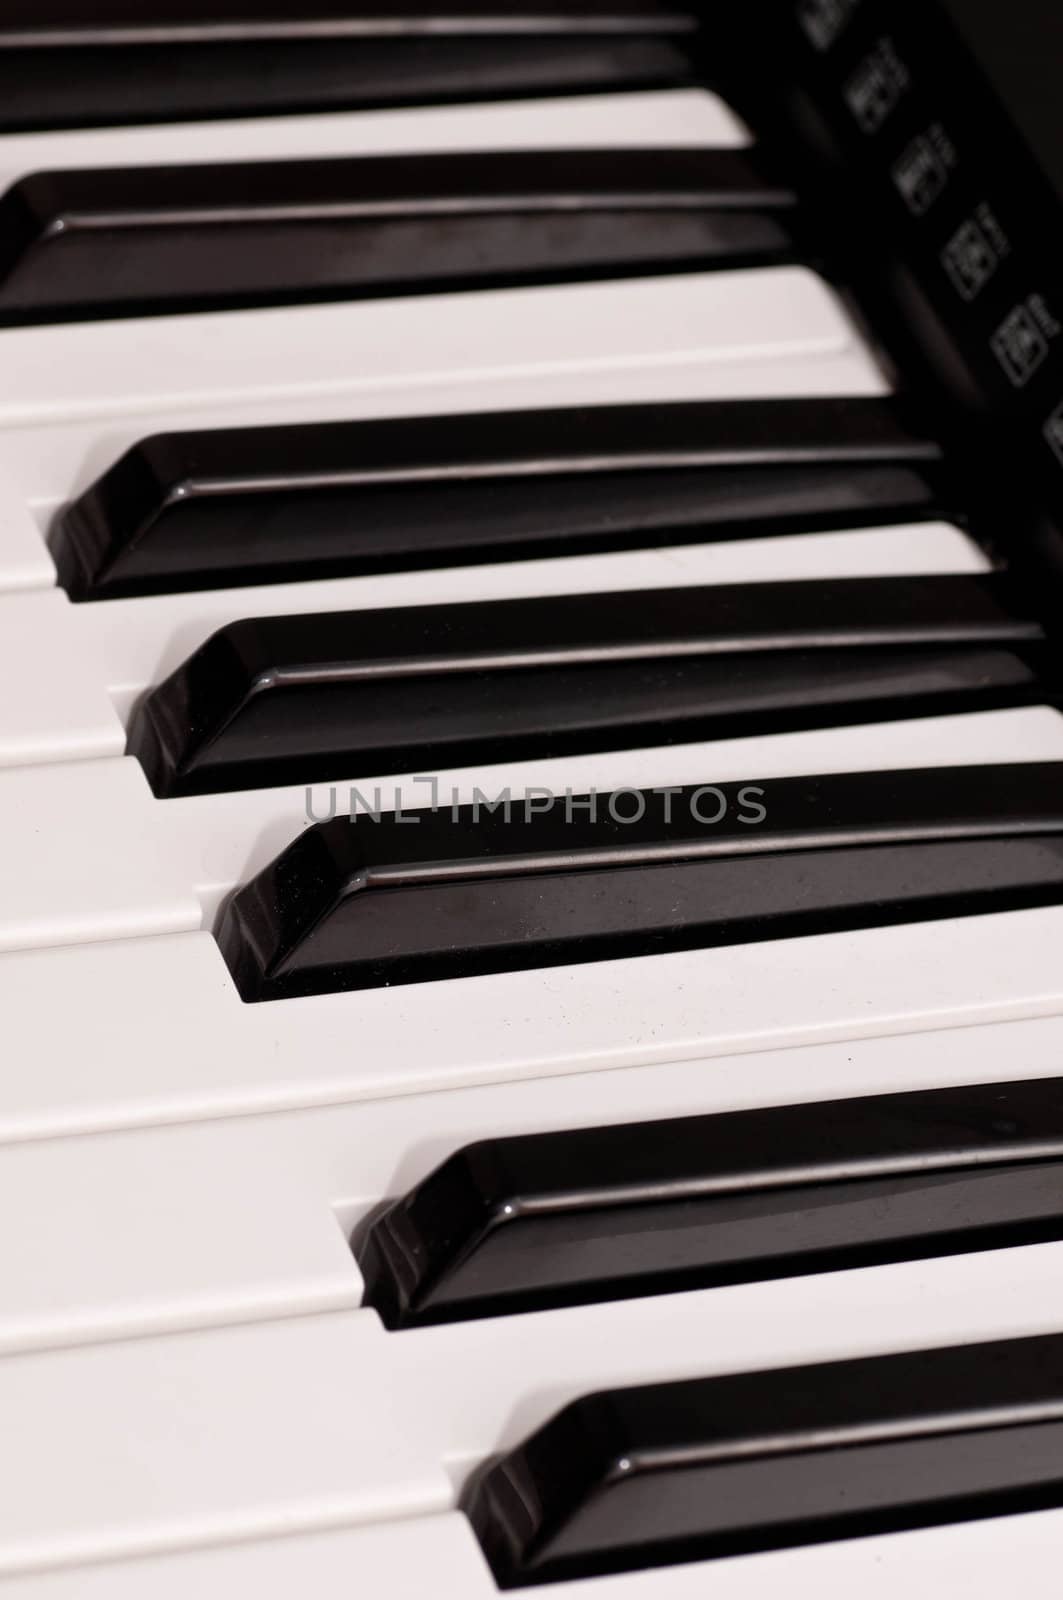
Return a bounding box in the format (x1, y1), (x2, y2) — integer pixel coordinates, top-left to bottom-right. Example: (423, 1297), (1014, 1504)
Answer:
(54, 397), (950, 600)
(0, 149), (796, 326)
(216, 762), (1063, 999)
(359, 1078), (1063, 1327)
(463, 1333), (1063, 1585)
(128, 574), (1044, 797)
(0, 5), (702, 132)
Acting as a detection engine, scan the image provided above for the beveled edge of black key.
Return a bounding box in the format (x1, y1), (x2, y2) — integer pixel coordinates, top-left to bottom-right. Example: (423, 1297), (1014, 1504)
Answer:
(217, 820), (354, 1002)
(127, 616), (275, 799)
(54, 431), (191, 603)
(0, 173), (62, 295)
(465, 1389), (626, 1589)
(357, 1076), (1063, 1328)
(360, 1139), (518, 1328)
(52, 397), (946, 601)
(461, 1332), (1063, 1586)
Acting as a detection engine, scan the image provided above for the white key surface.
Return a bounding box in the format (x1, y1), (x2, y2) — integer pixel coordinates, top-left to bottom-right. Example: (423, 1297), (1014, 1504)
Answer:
(0, 469), (52, 591)
(6, 891), (1063, 1147)
(8, 1510), (1063, 1600)
(0, 1517), (497, 1600)
(0, 269), (880, 438)
(0, 91), (747, 192)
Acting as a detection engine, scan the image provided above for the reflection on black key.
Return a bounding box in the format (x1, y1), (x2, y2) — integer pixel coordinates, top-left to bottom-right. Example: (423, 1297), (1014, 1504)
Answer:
(128, 574), (1044, 796)
(359, 1078), (1063, 1327)
(0, 149), (796, 325)
(216, 762), (1063, 999)
(463, 1333), (1063, 1585)
(54, 397), (951, 601)
(0, 4), (703, 132)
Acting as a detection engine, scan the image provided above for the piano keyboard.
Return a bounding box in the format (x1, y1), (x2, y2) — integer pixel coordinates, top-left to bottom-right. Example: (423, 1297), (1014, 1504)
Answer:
(5, 4), (1063, 1595)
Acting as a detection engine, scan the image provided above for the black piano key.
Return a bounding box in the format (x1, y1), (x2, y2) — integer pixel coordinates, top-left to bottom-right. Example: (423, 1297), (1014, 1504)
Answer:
(216, 763), (1063, 1000)
(359, 1078), (1063, 1328)
(0, 4), (703, 133)
(0, 149), (796, 326)
(463, 1333), (1063, 1585)
(54, 397), (951, 601)
(127, 574), (1045, 796)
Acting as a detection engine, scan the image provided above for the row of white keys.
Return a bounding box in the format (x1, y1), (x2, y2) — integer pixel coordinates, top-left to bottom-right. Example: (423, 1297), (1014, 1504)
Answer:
(0, 262), (886, 595)
(0, 84), (1043, 1587)
(1, 72), (1051, 1600)
(4, 1010), (1063, 1356)
(0, 520), (989, 767)
(9, 1506), (1063, 1600)
(2, 1231), (1063, 1576)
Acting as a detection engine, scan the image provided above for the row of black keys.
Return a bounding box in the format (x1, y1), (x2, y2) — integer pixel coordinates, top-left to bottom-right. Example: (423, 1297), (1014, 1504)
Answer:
(3, 5), (711, 133)
(67, 396), (1063, 1003)
(88, 398), (1000, 801)
(368, 1078), (1063, 1585)
(0, 5), (765, 323)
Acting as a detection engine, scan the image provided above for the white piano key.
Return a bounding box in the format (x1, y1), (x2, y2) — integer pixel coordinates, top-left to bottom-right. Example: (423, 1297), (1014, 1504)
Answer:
(0, 1518), (492, 1600)
(0, 1310), (449, 1577)
(0, 467), (53, 590)
(0, 1517), (493, 1600)
(8, 1508), (1063, 1600)
(0, 1517), (496, 1600)
(7, 889), (1063, 1146)
(0, 705), (1055, 952)
(5, 1012), (1063, 1356)
(0, 1107), (366, 1353)
(0, 589), (124, 764)
(0, 758), (198, 952)
(0, 269), (883, 442)
(0, 91), (747, 195)
(3, 1247), (1063, 1576)
(0, 267), (886, 586)
(0, 522), (989, 766)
